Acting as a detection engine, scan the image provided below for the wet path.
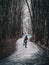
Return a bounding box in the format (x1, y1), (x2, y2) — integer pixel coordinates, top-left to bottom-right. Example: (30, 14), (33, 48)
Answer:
(0, 35), (49, 65)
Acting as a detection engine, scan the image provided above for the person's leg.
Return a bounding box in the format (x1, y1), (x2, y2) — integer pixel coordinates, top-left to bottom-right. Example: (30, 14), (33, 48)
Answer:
(25, 41), (27, 48)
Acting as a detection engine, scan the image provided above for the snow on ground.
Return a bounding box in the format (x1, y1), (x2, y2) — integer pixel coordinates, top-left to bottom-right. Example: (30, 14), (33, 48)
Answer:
(7, 35), (40, 62)
(0, 35), (43, 65)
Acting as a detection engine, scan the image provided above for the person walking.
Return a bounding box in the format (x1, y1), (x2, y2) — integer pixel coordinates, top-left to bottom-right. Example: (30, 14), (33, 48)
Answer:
(23, 35), (28, 48)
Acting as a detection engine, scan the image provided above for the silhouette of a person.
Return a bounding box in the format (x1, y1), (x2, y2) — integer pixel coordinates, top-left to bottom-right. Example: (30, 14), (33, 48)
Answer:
(23, 35), (28, 48)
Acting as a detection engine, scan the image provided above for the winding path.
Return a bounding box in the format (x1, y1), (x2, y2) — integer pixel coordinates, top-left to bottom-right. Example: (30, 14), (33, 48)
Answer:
(0, 35), (47, 65)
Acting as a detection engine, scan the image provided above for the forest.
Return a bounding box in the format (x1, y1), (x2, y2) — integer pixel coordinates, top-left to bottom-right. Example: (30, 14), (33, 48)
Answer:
(31, 0), (49, 47)
(0, 0), (49, 59)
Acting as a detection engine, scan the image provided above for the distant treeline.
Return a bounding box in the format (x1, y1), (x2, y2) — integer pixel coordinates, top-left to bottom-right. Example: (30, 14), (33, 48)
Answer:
(0, 0), (49, 47)
(31, 0), (49, 46)
(0, 0), (22, 40)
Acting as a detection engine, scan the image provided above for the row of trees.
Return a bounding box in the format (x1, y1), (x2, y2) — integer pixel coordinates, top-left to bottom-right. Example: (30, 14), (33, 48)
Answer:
(0, 0), (49, 47)
(31, 0), (49, 46)
(0, 0), (23, 41)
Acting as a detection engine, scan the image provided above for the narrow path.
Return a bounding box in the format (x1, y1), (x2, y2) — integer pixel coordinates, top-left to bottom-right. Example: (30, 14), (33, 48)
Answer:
(0, 35), (46, 65)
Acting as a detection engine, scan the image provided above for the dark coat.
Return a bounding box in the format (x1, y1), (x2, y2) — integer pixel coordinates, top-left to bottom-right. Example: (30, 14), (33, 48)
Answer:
(24, 35), (28, 44)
